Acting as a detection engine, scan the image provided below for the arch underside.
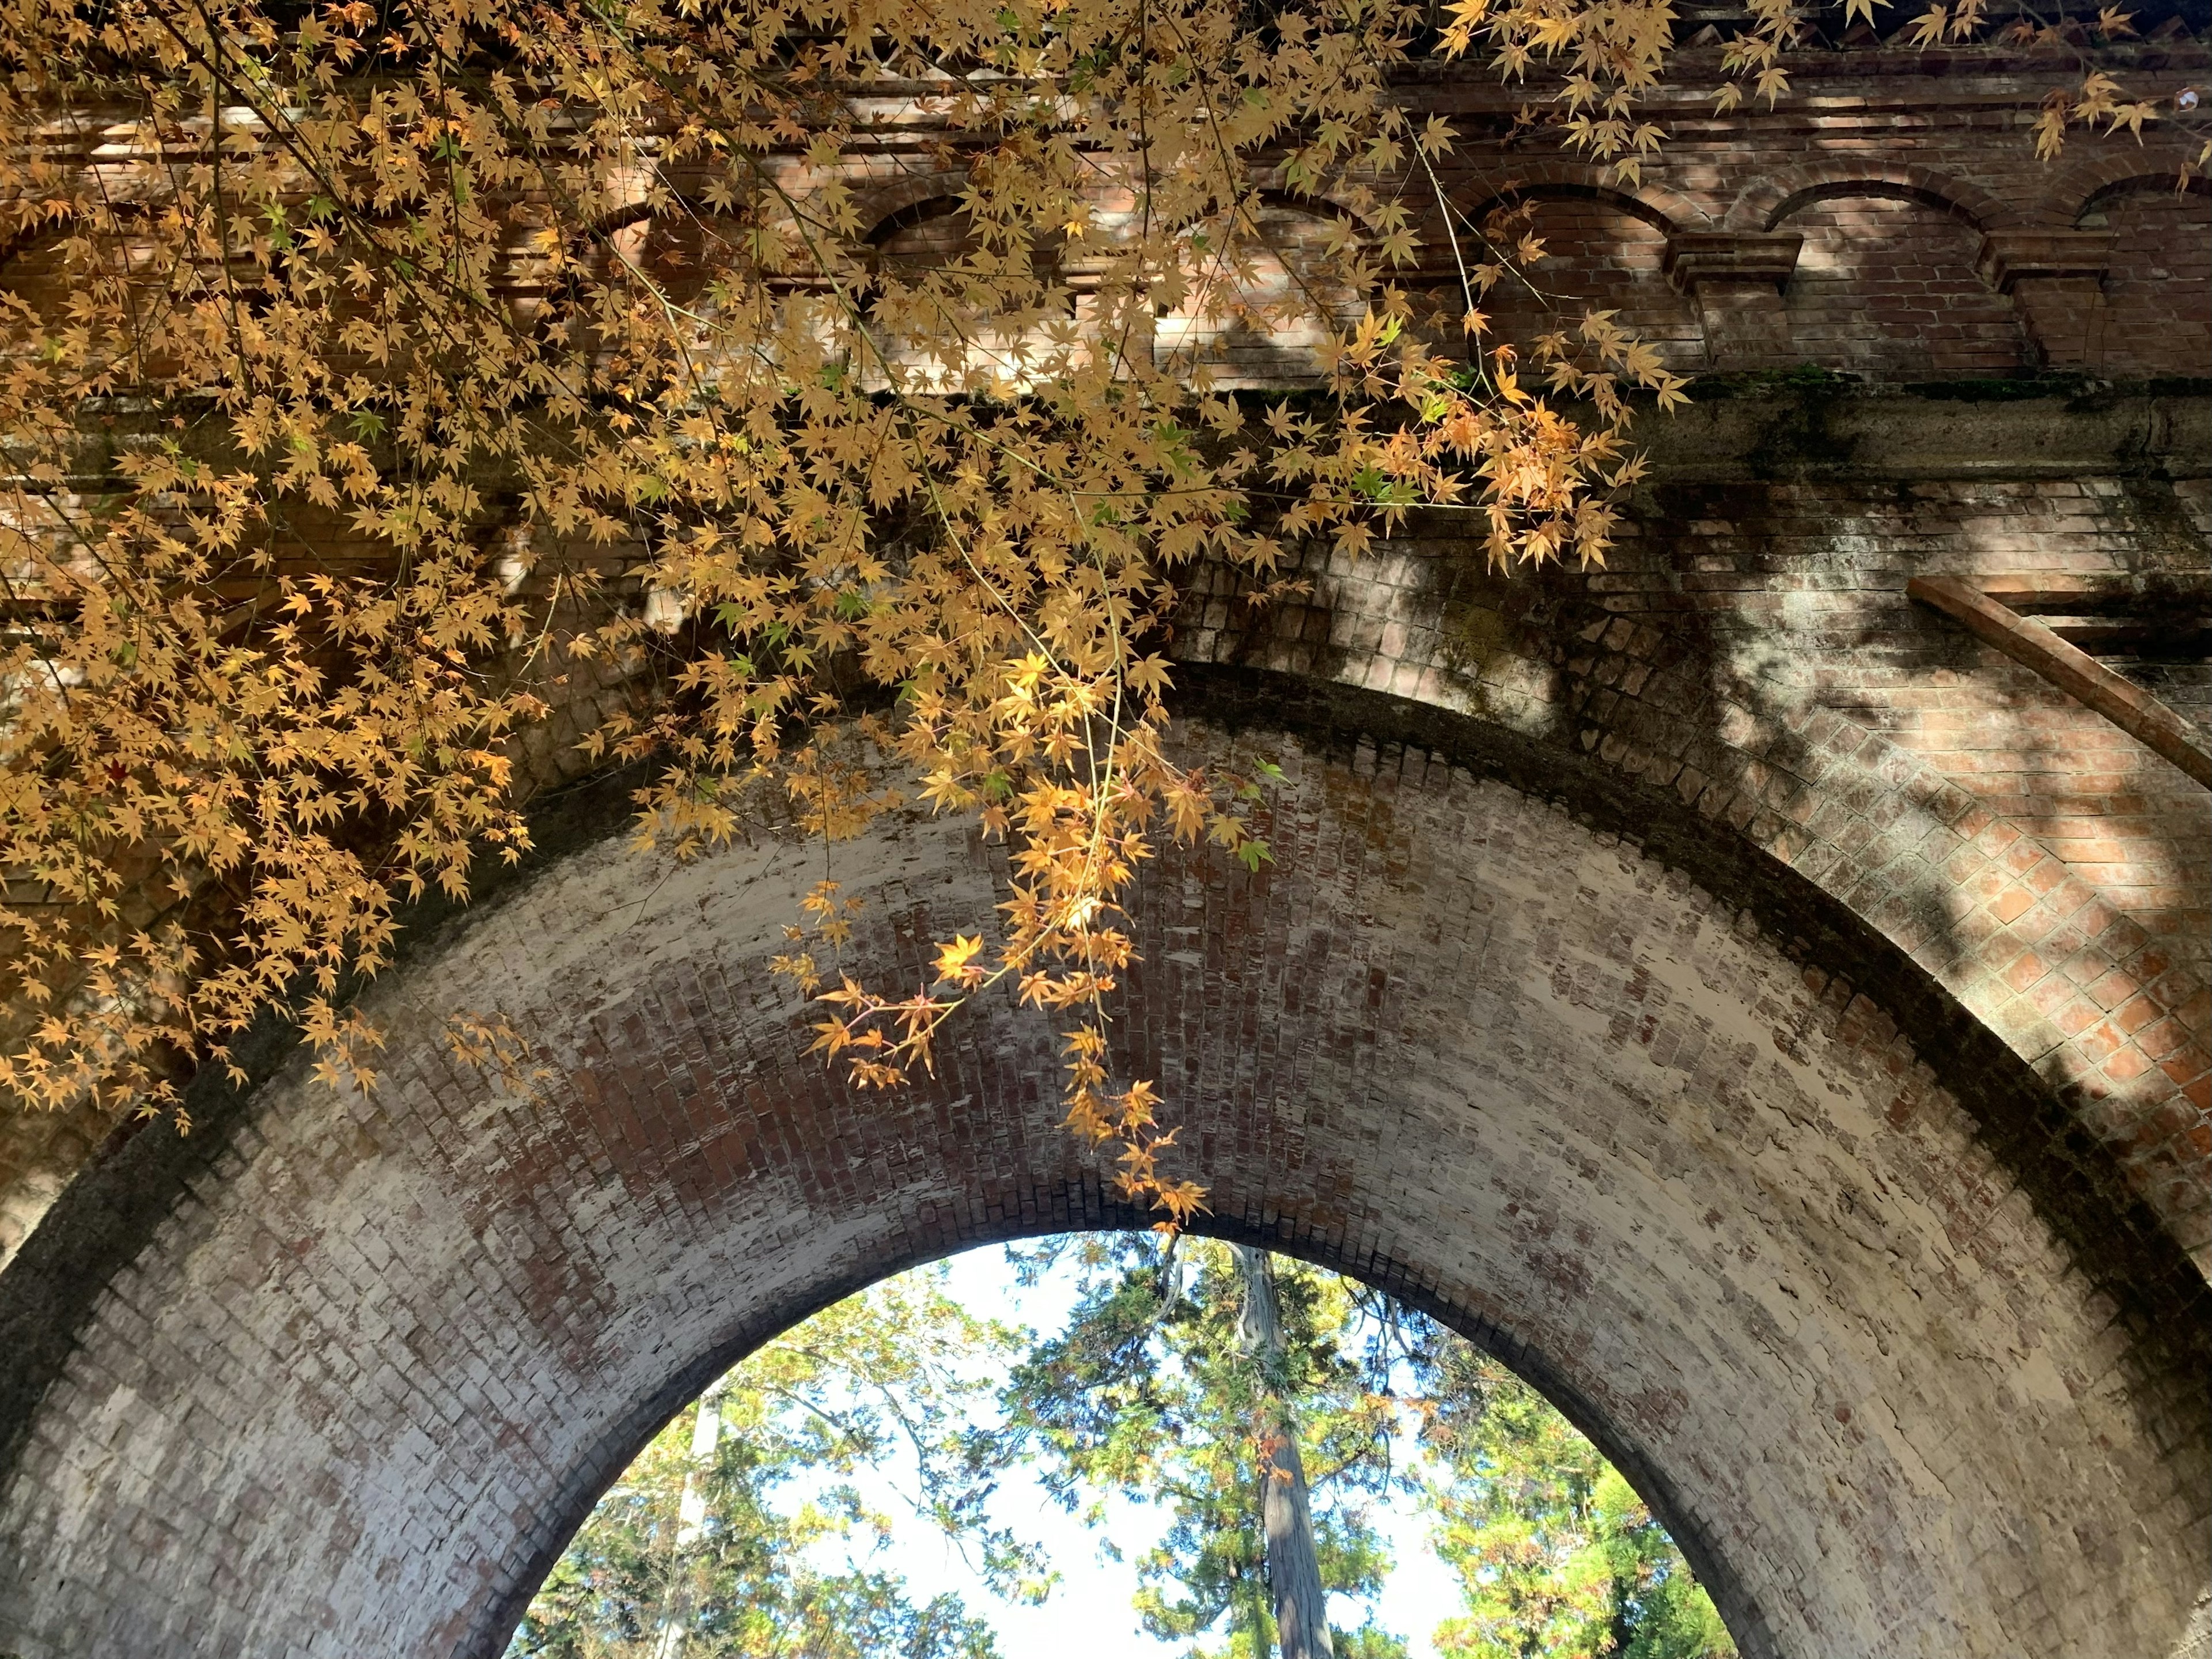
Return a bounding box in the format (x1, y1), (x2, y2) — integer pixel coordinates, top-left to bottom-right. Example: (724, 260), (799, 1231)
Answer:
(0, 695), (2205, 1659)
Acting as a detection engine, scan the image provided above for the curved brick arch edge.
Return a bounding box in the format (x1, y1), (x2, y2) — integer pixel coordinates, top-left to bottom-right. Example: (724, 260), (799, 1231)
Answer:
(1723, 162), (2020, 233)
(2058, 156), (2212, 222)
(450, 1205), (1790, 1659)
(1177, 666), (2211, 1347)
(3, 671), (2197, 1460)
(0, 990), (1794, 1659)
(0, 676), (2205, 1659)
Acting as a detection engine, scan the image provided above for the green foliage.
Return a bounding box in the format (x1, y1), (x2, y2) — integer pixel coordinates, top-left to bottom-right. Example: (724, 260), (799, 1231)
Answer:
(509, 1268), (1040, 1658)
(985, 1236), (1733, 1659)
(1416, 1344), (1734, 1659)
(987, 1236), (1403, 1659)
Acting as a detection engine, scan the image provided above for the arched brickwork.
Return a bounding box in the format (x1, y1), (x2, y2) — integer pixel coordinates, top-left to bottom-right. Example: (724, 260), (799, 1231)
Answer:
(1724, 163), (2020, 235)
(849, 166), (973, 240)
(0, 701), (2204, 1659)
(868, 194), (986, 266)
(1772, 190), (2029, 378)
(2074, 179), (2212, 377)
(1452, 163), (1711, 234)
(1156, 198), (1361, 387)
(1, 47), (2209, 1659)
(1448, 186), (1706, 372)
(2057, 154), (2212, 227)
(1175, 393), (2211, 1264)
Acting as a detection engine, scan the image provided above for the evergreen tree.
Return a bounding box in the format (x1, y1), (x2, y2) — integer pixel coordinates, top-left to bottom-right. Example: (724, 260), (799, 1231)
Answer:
(1231, 1244), (1340, 1659)
(1413, 1342), (1735, 1659)
(991, 1236), (1733, 1659)
(988, 1236), (1407, 1659)
(516, 1238), (1739, 1659)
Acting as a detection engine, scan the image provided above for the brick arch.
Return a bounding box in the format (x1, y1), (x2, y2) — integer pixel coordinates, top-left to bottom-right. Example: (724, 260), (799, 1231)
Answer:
(1724, 164), (2018, 233)
(1148, 195), (1369, 388)
(2071, 173), (2212, 376)
(864, 192), (984, 266)
(2062, 156), (2212, 224)
(1433, 181), (1706, 371)
(1242, 169), (1425, 234)
(570, 196), (774, 292)
(1456, 171), (1697, 236)
(850, 168), (974, 244)
(1172, 474), (2211, 1266)
(0, 696), (2204, 1659)
(1764, 183), (2031, 378)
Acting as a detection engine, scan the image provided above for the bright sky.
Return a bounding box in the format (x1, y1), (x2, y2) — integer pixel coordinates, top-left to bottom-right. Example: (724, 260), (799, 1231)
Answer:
(789, 1243), (1468, 1659)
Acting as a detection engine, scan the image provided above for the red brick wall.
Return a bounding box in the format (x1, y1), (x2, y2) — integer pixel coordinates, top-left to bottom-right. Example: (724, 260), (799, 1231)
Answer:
(1468, 192), (1707, 373)
(1154, 203), (1358, 387)
(2081, 184), (2212, 377)
(1775, 191), (2028, 379)
(870, 198), (984, 269)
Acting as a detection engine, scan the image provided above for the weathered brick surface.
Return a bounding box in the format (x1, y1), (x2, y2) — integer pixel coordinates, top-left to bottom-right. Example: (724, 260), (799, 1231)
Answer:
(0, 40), (2207, 1659)
(0, 722), (2203, 1659)
(1774, 193), (2028, 378)
(1473, 194), (1707, 367)
(1178, 391), (2212, 1264)
(2078, 183), (2212, 376)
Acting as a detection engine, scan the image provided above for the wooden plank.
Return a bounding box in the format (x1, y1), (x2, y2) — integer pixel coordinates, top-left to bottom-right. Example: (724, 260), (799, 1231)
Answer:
(1908, 574), (2212, 789)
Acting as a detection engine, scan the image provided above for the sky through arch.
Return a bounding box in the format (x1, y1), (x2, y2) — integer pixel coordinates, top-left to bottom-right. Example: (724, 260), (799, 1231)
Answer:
(507, 1233), (1737, 1659)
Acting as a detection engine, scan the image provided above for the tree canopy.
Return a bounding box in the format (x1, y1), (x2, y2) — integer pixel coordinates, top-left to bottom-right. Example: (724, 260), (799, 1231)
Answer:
(514, 1240), (1738, 1659)
(510, 1266), (1042, 1659)
(0, 0), (2186, 1210)
(1417, 1339), (1734, 1659)
(992, 1236), (1403, 1659)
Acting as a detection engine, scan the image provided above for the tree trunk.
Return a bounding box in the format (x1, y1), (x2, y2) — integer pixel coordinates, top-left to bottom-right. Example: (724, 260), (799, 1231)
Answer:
(650, 1384), (725, 1659)
(1232, 1245), (1334, 1659)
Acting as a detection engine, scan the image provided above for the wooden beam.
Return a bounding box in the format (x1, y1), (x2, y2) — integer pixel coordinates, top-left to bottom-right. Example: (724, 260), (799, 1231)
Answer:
(1908, 574), (2212, 789)
(1972, 572), (2212, 616)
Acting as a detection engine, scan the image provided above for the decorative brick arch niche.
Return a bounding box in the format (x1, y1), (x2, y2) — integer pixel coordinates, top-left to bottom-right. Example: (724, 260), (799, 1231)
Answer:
(0, 681), (2204, 1659)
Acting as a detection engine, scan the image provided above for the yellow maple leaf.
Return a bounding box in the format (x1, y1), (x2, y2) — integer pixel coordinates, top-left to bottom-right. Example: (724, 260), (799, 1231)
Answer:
(935, 934), (987, 983)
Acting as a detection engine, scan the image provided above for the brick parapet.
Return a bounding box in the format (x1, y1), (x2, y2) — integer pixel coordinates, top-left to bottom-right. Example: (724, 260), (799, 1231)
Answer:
(13, 43), (2211, 381)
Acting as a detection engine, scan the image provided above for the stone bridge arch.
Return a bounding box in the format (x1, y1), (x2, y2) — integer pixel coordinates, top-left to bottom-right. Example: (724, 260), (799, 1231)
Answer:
(0, 684), (2203, 1659)
(0, 37), (2208, 1659)
(1173, 389), (2212, 1267)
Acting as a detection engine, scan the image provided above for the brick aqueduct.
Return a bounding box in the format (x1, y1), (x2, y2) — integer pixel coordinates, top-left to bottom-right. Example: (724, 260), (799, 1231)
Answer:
(2, 25), (2210, 1659)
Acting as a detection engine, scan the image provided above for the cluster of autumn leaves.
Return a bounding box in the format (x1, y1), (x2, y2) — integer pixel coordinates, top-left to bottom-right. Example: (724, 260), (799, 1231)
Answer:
(0, 0), (2194, 1212)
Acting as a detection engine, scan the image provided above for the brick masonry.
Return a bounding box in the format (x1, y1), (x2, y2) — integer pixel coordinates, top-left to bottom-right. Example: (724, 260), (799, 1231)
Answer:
(0, 34), (2208, 1659)
(1179, 389), (2212, 1269)
(0, 722), (2205, 1659)
(5, 41), (2209, 1271)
